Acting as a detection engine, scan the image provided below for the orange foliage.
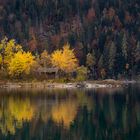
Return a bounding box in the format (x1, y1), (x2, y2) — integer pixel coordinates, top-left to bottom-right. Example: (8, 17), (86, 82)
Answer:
(50, 35), (61, 48)
(74, 42), (84, 60)
(114, 15), (122, 28)
(87, 8), (96, 22)
(28, 36), (37, 52)
(108, 7), (115, 20)
(125, 11), (132, 23)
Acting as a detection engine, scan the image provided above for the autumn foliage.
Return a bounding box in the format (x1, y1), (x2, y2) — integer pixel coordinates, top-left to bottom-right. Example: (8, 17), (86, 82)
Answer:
(51, 44), (78, 73)
(8, 51), (35, 77)
(0, 0), (139, 79)
(0, 37), (80, 79)
(0, 37), (23, 69)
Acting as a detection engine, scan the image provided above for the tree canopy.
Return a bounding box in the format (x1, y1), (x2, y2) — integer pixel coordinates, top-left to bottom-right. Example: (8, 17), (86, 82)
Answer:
(51, 44), (78, 73)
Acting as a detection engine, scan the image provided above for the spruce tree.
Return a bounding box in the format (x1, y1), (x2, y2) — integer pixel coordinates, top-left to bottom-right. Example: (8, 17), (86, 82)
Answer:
(135, 41), (140, 62)
(86, 51), (96, 79)
(135, 41), (140, 72)
(86, 52), (96, 68)
(122, 33), (128, 61)
(108, 41), (116, 77)
(98, 55), (104, 69)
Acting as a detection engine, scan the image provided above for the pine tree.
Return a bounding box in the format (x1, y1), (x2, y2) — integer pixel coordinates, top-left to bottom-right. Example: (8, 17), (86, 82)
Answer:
(86, 51), (96, 78)
(98, 55), (104, 69)
(86, 52), (96, 68)
(135, 41), (140, 72)
(135, 41), (140, 63)
(122, 33), (128, 61)
(108, 41), (116, 77)
(114, 32), (126, 77)
(0, 37), (8, 69)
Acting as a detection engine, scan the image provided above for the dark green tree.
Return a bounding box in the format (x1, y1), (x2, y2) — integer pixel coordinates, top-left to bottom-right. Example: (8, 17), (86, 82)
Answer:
(108, 41), (116, 77)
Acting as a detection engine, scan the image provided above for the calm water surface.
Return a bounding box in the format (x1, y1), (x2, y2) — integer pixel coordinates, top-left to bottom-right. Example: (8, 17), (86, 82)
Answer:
(0, 84), (140, 140)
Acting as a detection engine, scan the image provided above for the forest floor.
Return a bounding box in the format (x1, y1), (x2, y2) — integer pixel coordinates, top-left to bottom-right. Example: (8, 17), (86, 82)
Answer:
(0, 79), (137, 89)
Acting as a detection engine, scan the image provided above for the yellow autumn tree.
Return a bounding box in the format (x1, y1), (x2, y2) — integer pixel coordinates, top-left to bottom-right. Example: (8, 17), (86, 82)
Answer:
(8, 51), (35, 78)
(39, 50), (52, 67)
(5, 39), (23, 64)
(51, 44), (78, 73)
(0, 37), (23, 69)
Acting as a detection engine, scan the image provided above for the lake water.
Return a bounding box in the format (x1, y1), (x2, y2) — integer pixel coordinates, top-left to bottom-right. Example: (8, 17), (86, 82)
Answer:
(0, 84), (140, 140)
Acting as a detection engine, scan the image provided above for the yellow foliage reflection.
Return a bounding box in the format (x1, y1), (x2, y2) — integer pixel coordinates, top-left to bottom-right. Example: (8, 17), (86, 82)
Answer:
(0, 98), (34, 135)
(51, 100), (78, 128)
(9, 98), (34, 122)
(0, 90), (95, 135)
(0, 108), (18, 135)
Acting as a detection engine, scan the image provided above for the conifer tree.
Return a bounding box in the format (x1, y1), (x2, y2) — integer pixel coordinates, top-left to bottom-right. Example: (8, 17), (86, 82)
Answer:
(135, 41), (140, 63)
(108, 41), (116, 77)
(86, 52), (96, 68)
(98, 55), (104, 69)
(122, 33), (128, 61)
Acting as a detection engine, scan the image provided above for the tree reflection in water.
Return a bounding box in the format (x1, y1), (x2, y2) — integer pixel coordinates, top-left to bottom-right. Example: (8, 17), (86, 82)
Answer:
(0, 98), (34, 135)
(0, 85), (139, 140)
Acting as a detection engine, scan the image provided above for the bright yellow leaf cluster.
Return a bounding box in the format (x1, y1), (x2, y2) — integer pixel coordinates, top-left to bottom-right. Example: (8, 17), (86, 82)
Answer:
(51, 44), (78, 73)
(5, 39), (23, 64)
(0, 37), (23, 67)
(8, 51), (35, 77)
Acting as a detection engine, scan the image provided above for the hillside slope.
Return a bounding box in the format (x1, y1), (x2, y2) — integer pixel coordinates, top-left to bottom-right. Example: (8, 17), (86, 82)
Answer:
(0, 0), (139, 78)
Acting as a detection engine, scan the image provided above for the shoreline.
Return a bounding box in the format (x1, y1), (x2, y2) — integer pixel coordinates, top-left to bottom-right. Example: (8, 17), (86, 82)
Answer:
(0, 79), (137, 89)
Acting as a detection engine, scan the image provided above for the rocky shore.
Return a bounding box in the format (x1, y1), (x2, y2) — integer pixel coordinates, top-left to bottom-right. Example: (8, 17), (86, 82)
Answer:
(0, 79), (136, 90)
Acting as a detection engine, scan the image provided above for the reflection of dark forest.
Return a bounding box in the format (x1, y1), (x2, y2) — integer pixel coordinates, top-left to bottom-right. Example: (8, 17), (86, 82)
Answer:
(0, 85), (140, 140)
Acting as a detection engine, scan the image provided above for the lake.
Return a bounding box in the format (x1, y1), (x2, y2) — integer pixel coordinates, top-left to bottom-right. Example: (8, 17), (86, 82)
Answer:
(0, 84), (140, 140)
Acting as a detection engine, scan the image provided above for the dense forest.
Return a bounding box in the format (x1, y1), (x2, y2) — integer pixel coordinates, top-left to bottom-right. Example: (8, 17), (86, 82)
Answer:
(0, 0), (140, 79)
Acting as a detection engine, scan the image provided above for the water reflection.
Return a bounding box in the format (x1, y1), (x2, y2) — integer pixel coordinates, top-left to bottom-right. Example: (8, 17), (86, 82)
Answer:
(51, 99), (77, 128)
(0, 85), (139, 140)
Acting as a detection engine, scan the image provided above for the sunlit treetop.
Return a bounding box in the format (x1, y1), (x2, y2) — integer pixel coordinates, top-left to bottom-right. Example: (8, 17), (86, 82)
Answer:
(51, 43), (78, 73)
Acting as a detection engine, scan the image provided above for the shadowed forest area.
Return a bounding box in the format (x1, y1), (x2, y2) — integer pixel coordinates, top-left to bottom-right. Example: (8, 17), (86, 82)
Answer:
(0, 0), (140, 80)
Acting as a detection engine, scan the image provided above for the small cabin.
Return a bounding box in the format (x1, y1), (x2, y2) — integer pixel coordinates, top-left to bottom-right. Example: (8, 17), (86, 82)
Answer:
(37, 67), (58, 79)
